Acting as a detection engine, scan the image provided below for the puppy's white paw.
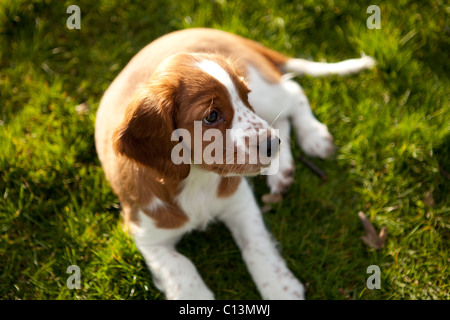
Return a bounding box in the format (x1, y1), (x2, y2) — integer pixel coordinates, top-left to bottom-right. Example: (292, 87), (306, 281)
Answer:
(267, 167), (295, 194)
(300, 122), (335, 159)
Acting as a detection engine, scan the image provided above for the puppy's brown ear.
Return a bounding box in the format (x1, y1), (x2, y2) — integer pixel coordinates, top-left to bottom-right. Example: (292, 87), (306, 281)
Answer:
(113, 82), (190, 181)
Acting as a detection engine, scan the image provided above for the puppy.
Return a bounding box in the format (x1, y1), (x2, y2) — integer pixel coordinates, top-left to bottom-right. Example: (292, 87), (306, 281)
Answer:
(95, 28), (374, 299)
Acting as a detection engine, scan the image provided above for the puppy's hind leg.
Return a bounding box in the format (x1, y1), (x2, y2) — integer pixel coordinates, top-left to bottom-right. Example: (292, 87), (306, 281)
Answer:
(281, 54), (375, 158)
(282, 80), (335, 159)
(266, 118), (296, 194)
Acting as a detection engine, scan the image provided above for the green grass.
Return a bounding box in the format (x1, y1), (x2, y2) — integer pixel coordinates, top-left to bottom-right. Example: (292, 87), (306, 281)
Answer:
(1, 0), (448, 300)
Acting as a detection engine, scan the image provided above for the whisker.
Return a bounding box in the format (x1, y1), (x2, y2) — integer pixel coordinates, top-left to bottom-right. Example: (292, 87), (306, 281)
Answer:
(270, 105), (290, 126)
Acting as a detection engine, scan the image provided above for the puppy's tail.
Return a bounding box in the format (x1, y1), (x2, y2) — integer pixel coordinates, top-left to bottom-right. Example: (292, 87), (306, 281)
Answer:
(281, 53), (376, 77)
(239, 36), (375, 77)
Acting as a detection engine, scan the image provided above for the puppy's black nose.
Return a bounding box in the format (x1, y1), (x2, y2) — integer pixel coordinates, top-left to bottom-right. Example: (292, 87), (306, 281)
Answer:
(265, 137), (281, 157)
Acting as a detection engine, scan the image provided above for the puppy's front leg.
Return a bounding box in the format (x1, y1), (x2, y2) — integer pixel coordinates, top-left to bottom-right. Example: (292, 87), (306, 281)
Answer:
(219, 181), (305, 299)
(266, 118), (295, 194)
(133, 210), (214, 300)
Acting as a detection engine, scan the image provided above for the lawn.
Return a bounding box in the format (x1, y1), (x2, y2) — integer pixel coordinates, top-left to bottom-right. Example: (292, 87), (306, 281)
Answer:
(0, 0), (448, 300)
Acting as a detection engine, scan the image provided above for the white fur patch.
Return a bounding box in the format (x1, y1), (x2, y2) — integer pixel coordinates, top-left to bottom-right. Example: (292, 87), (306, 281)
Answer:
(196, 59), (274, 163)
(197, 60), (234, 89)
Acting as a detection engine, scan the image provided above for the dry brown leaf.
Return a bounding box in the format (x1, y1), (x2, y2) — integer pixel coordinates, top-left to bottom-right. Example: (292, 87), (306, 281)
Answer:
(261, 193), (283, 204)
(261, 204), (272, 213)
(424, 191), (435, 207)
(75, 102), (89, 115)
(358, 211), (387, 249)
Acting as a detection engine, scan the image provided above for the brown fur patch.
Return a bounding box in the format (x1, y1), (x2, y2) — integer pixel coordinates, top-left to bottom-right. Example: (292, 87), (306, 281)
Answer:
(112, 157), (189, 230)
(113, 76), (190, 181)
(142, 203), (189, 229)
(217, 176), (242, 198)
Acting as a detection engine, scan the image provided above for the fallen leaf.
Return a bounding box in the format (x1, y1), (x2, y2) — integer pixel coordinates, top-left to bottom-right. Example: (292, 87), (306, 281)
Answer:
(261, 193), (283, 204)
(424, 191), (435, 207)
(75, 102), (89, 115)
(338, 288), (353, 300)
(358, 211), (387, 249)
(261, 204), (272, 213)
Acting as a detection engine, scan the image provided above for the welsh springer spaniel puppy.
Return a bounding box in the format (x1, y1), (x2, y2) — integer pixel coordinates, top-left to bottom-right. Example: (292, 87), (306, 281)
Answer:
(95, 28), (374, 299)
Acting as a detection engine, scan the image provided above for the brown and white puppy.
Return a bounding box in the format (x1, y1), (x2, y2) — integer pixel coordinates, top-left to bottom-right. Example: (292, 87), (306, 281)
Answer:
(95, 28), (374, 299)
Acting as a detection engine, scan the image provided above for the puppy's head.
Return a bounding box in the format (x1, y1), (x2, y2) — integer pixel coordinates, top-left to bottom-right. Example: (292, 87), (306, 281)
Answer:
(113, 52), (280, 181)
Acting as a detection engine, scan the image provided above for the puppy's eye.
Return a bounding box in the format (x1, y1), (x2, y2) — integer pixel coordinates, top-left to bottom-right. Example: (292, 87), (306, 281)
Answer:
(203, 111), (219, 124)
